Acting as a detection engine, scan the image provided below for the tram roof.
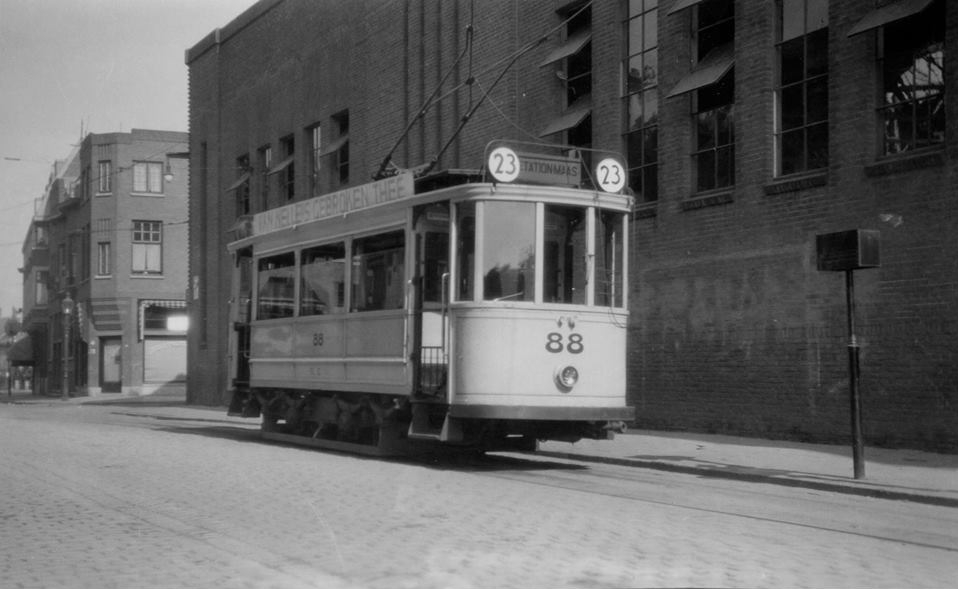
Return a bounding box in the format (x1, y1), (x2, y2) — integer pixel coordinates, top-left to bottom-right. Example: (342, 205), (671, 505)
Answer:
(227, 169), (633, 252)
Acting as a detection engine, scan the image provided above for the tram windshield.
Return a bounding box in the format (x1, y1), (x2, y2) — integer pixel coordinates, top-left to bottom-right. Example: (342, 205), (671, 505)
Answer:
(482, 202), (536, 302)
(455, 200), (626, 307)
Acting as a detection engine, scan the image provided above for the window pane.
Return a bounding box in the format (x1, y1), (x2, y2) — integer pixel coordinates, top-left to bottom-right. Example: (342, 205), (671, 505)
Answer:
(643, 165), (659, 201)
(644, 13), (657, 50)
(456, 202), (476, 301)
(696, 151), (716, 192)
(596, 211), (624, 307)
(133, 163), (147, 192)
(132, 243), (146, 272)
(148, 163), (162, 193)
(351, 232), (405, 312)
(882, 104), (914, 154)
(629, 16), (644, 53)
(807, 122), (828, 169)
(628, 92), (644, 130)
(543, 206), (587, 305)
(715, 105), (733, 146)
(300, 243), (345, 316)
(482, 202), (535, 302)
(781, 129), (805, 175)
(781, 0), (804, 42)
(257, 253), (296, 319)
(806, 28), (828, 76)
(781, 84), (805, 130)
(716, 145), (734, 188)
(644, 91), (659, 125)
(806, 0), (828, 32)
(697, 112), (716, 150)
(780, 37), (804, 85)
(806, 76), (828, 123)
(643, 126), (659, 164)
(643, 48), (658, 89)
(146, 243), (161, 272)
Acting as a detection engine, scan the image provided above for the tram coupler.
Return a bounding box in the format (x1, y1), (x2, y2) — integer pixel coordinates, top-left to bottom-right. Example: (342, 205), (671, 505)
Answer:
(602, 421), (627, 438)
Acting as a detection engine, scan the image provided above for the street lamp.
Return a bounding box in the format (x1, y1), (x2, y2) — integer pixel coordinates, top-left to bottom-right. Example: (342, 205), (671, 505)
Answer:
(62, 294), (73, 400)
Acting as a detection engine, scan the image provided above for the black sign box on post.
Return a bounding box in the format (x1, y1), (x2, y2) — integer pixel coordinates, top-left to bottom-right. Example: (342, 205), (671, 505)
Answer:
(816, 229), (881, 272)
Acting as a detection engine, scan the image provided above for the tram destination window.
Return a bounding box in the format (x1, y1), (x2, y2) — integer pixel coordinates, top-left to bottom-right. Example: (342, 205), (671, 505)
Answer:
(544, 205), (587, 304)
(300, 243), (345, 315)
(256, 252), (296, 320)
(483, 202), (535, 302)
(596, 211), (625, 307)
(351, 231), (405, 312)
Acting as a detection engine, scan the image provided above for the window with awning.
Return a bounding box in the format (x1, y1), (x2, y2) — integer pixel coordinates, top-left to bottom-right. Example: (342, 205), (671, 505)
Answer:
(847, 0), (936, 37)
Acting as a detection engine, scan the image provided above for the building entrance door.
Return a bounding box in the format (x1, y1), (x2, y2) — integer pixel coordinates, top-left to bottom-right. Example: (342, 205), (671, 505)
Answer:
(100, 337), (122, 392)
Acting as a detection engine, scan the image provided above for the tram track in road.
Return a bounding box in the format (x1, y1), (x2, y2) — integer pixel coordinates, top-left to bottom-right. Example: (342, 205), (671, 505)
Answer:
(465, 451), (958, 555)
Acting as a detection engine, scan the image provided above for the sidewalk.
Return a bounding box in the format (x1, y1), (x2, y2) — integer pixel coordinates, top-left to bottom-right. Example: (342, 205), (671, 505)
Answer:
(4, 389), (956, 507)
(539, 430), (958, 508)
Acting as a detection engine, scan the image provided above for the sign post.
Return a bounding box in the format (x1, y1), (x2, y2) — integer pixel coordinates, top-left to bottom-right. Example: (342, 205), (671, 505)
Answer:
(816, 229), (880, 479)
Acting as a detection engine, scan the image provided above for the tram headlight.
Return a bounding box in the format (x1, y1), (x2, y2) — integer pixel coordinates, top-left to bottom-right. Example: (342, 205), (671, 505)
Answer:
(554, 365), (579, 392)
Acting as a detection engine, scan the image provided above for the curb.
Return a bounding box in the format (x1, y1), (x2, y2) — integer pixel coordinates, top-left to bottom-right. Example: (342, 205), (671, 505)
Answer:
(534, 450), (958, 509)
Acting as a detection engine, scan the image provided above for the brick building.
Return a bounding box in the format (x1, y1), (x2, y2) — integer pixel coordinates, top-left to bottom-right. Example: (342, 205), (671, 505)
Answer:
(21, 130), (189, 397)
(186, 0), (958, 451)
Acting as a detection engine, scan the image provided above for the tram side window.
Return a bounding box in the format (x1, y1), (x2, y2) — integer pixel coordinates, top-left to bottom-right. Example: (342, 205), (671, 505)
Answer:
(543, 205), (587, 304)
(456, 202), (475, 301)
(483, 201), (536, 302)
(596, 211), (624, 307)
(351, 231), (405, 312)
(300, 243), (345, 316)
(256, 252), (296, 319)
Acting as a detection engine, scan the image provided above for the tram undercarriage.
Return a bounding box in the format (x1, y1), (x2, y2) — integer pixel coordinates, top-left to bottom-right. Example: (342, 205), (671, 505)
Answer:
(228, 388), (624, 456)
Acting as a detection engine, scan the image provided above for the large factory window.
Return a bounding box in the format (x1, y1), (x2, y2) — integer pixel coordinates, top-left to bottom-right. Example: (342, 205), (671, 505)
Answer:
(256, 252), (296, 320)
(878, 0), (944, 155)
(775, 0), (828, 176)
(300, 242), (345, 316)
(351, 231), (405, 312)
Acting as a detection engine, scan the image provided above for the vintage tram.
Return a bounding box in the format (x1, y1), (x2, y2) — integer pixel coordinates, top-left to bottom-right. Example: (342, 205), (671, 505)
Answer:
(226, 143), (634, 454)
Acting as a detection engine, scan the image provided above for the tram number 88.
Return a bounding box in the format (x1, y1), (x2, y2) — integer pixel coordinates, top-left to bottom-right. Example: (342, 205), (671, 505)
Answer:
(545, 332), (584, 354)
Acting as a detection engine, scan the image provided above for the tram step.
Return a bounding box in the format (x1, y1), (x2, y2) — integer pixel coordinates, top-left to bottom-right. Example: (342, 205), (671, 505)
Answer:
(408, 405), (463, 443)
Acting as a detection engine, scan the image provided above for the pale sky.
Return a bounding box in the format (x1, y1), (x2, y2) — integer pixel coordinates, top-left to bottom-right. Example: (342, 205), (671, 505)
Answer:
(0, 0), (257, 317)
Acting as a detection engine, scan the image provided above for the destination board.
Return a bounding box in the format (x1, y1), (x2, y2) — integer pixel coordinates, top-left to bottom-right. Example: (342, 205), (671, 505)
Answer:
(252, 172), (414, 236)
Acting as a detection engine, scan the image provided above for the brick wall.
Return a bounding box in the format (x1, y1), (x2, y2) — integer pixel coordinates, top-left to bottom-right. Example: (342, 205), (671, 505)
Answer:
(186, 0), (958, 450)
(630, 0), (958, 451)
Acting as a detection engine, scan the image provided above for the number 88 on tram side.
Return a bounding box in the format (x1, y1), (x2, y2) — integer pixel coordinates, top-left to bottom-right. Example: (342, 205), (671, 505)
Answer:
(226, 143), (634, 454)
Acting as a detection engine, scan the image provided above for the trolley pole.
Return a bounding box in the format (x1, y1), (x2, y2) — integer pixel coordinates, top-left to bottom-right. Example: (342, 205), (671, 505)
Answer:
(845, 270), (865, 479)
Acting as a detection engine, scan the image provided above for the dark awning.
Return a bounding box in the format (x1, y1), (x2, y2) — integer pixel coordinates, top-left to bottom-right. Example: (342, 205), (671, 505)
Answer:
(666, 43), (734, 98)
(539, 103), (592, 137)
(226, 172), (250, 191)
(8, 335), (33, 365)
(667, 0), (703, 16)
(266, 155), (295, 176)
(320, 135), (349, 156)
(539, 30), (592, 67)
(847, 0), (935, 37)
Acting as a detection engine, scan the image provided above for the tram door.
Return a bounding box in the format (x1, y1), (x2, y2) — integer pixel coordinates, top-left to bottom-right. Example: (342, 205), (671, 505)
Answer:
(412, 203), (449, 399)
(228, 248), (254, 416)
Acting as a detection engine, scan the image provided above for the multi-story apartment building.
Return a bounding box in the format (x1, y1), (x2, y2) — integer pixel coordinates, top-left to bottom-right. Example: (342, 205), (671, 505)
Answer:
(21, 129), (190, 396)
(186, 0), (957, 451)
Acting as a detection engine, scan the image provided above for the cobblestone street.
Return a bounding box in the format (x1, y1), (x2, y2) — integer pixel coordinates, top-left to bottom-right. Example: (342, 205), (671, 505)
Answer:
(2, 399), (956, 588)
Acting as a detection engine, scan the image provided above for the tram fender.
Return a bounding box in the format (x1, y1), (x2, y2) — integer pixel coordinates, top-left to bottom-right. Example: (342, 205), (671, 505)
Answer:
(440, 415), (464, 443)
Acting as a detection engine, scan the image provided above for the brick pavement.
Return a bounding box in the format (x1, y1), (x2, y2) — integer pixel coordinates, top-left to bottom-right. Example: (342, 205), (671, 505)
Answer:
(1, 392), (957, 588)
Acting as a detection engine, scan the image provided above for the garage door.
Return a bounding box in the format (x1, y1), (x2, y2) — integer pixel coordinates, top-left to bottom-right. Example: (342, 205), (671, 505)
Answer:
(144, 338), (187, 383)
